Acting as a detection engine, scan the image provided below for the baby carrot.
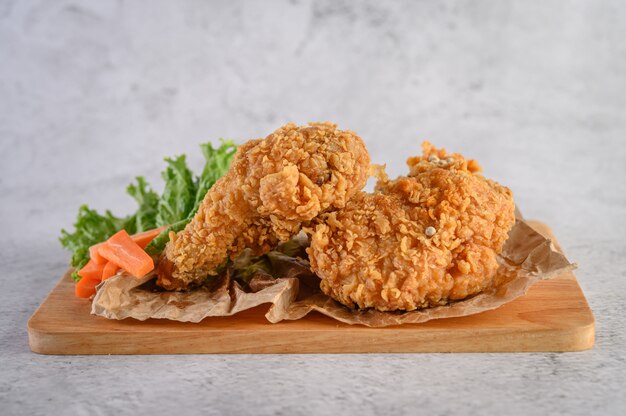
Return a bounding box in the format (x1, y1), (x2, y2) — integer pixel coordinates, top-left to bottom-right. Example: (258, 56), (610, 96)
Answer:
(77, 259), (105, 282)
(130, 226), (167, 249)
(89, 243), (108, 265)
(98, 230), (154, 278)
(75, 276), (100, 298)
(101, 261), (120, 281)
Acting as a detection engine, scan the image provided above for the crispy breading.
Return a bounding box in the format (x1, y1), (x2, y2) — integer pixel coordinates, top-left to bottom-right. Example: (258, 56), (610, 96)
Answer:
(307, 142), (515, 311)
(157, 122), (371, 290)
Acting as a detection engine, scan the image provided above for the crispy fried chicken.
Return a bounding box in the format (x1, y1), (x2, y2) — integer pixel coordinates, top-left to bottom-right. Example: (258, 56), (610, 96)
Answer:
(307, 142), (515, 311)
(157, 122), (371, 290)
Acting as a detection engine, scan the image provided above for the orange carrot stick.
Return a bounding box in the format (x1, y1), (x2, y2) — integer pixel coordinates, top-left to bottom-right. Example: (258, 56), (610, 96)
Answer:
(131, 226), (168, 249)
(88, 226), (166, 264)
(101, 261), (120, 281)
(98, 230), (154, 278)
(75, 276), (100, 298)
(77, 259), (105, 282)
(89, 243), (107, 265)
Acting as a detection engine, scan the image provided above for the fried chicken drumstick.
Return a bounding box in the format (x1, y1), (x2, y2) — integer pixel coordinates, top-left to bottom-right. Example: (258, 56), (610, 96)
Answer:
(307, 142), (515, 311)
(157, 122), (370, 290)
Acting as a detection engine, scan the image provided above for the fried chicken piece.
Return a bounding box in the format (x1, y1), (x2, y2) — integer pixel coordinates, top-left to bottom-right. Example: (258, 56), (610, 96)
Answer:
(307, 142), (515, 311)
(157, 122), (371, 290)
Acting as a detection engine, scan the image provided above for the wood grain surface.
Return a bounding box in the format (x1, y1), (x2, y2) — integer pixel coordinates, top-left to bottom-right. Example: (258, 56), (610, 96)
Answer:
(27, 221), (595, 354)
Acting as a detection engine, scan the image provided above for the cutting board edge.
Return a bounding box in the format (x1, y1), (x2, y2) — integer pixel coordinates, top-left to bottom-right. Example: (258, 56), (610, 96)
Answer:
(27, 320), (596, 354)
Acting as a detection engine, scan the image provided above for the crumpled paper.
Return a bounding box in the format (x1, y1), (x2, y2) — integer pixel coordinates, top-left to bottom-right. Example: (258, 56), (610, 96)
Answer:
(92, 218), (576, 327)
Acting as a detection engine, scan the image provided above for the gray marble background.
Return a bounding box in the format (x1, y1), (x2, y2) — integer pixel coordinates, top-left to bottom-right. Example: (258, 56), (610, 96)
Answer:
(1, 1), (625, 415)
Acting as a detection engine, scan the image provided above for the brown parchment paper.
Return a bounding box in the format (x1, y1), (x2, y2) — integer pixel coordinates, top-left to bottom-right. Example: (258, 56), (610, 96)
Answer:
(91, 218), (576, 327)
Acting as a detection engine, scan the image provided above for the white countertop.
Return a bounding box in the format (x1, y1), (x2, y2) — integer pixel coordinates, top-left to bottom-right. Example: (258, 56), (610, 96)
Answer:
(1, 1), (625, 415)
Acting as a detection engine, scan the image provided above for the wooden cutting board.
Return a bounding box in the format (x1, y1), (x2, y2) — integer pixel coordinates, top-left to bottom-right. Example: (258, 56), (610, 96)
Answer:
(28, 221), (595, 354)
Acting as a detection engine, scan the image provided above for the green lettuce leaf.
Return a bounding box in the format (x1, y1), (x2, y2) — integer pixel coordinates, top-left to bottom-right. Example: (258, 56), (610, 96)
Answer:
(124, 176), (159, 234)
(231, 233), (311, 287)
(155, 155), (196, 227)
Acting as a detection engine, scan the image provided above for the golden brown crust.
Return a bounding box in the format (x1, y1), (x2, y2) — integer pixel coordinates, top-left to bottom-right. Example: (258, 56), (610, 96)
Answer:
(157, 122), (371, 290)
(307, 142), (515, 311)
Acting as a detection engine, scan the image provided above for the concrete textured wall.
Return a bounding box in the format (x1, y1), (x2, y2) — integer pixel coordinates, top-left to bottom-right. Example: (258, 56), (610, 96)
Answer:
(1, 1), (625, 415)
